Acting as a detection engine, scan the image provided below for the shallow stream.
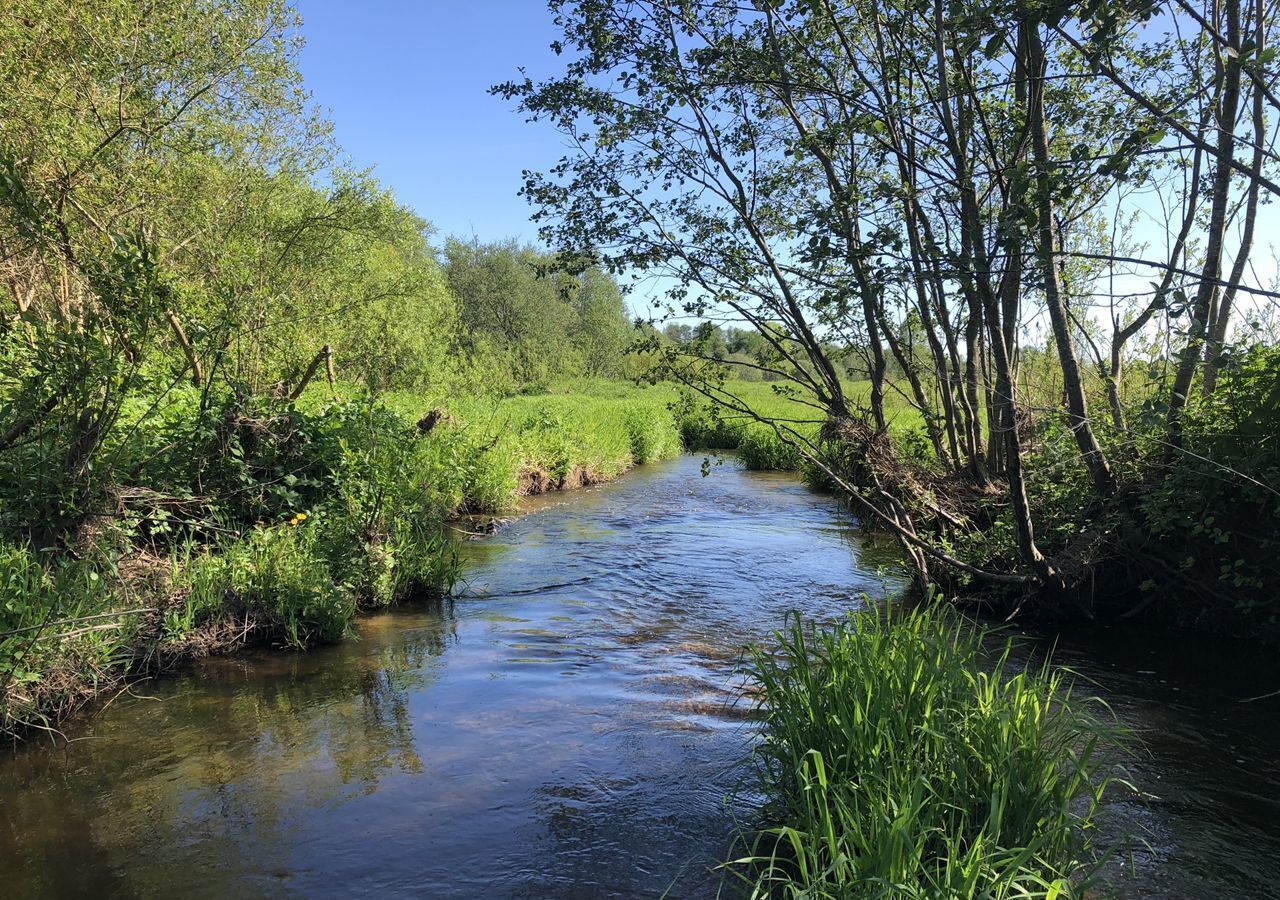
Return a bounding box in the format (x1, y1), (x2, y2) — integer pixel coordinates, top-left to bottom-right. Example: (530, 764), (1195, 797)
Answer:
(1, 455), (1277, 897)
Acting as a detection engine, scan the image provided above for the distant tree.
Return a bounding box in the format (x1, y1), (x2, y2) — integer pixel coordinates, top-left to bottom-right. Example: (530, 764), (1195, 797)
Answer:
(569, 267), (632, 377)
(443, 237), (633, 389)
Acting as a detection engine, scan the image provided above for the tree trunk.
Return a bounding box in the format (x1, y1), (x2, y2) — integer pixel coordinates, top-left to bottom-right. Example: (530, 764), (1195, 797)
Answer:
(1026, 22), (1116, 497)
(1204, 0), (1264, 396)
(1168, 0), (1242, 443)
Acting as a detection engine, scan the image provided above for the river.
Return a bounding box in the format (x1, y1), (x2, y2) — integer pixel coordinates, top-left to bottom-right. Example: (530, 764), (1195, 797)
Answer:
(1, 454), (1278, 897)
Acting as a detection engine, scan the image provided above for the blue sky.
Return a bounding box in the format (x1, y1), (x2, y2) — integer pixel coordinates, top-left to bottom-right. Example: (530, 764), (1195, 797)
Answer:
(295, 2), (566, 244)
(291, 3), (1277, 334)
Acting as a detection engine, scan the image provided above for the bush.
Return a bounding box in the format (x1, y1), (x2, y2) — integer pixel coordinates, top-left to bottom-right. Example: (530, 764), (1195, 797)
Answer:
(174, 524), (354, 648)
(674, 390), (748, 450)
(1137, 345), (1280, 632)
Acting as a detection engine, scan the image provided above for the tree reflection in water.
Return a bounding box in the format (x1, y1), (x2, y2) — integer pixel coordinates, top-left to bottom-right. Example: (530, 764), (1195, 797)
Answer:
(0, 600), (457, 897)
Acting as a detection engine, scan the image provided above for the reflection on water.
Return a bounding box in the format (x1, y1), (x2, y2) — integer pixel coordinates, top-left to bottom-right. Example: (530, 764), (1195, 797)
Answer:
(0, 454), (1277, 898)
(1, 606), (456, 897)
(1020, 627), (1280, 899)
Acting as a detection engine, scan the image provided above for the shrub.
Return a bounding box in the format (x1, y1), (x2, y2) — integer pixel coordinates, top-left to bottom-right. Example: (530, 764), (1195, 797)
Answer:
(1137, 345), (1280, 630)
(0, 543), (130, 732)
(173, 524), (354, 648)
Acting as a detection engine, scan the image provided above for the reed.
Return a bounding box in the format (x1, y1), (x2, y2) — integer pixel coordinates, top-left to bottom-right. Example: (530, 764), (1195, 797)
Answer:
(727, 604), (1118, 899)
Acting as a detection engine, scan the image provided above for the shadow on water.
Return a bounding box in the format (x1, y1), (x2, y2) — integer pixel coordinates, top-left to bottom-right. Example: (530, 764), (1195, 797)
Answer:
(1011, 624), (1280, 899)
(1, 601), (458, 897)
(0, 454), (1277, 897)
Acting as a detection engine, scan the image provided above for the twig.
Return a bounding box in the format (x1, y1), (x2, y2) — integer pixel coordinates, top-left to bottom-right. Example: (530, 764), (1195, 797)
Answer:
(0, 607), (156, 639)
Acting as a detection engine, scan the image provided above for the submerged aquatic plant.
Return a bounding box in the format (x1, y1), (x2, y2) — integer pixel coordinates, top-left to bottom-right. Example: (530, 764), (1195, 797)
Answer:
(727, 604), (1121, 899)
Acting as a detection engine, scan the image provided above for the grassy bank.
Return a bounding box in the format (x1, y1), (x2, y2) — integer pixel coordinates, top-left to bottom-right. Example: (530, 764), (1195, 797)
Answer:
(727, 605), (1116, 898)
(667, 379), (923, 474)
(0, 383), (681, 739)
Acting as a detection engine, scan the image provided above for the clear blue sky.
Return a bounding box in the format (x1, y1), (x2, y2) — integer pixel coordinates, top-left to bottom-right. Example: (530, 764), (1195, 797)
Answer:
(295, 1), (565, 245)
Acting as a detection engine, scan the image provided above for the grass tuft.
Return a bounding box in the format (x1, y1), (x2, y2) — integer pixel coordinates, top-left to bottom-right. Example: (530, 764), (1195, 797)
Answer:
(727, 603), (1119, 899)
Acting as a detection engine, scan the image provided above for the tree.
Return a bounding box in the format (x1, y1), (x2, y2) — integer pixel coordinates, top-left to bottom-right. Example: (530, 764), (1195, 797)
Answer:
(502, 0), (1280, 606)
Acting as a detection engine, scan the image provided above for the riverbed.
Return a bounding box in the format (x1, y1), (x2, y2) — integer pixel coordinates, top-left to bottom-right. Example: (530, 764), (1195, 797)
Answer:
(1, 455), (1278, 897)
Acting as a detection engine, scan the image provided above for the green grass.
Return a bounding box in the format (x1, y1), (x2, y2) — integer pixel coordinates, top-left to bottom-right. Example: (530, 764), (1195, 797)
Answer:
(380, 381), (684, 509)
(0, 544), (131, 732)
(664, 379), (923, 473)
(174, 523), (355, 648)
(727, 604), (1117, 899)
(0, 380), (686, 736)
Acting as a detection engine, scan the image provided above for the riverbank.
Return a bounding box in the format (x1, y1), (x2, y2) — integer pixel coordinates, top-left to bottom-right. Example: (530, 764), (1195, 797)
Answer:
(6, 374), (876, 741)
(5, 368), (1270, 741)
(680, 367), (1280, 646)
(0, 384), (682, 740)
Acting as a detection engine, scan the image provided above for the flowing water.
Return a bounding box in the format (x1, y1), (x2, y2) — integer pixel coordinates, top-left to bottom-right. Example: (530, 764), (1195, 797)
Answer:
(1, 454), (1278, 898)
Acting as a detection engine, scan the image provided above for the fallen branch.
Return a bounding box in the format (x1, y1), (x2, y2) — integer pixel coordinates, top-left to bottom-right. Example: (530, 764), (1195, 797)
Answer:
(0, 607), (156, 640)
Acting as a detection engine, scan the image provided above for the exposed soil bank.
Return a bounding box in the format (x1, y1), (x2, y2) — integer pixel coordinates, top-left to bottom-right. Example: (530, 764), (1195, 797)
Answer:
(517, 462), (610, 496)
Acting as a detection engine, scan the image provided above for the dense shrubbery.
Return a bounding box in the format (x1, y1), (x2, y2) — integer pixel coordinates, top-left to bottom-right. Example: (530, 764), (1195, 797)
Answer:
(0, 382), (684, 735)
(1135, 347), (1280, 630)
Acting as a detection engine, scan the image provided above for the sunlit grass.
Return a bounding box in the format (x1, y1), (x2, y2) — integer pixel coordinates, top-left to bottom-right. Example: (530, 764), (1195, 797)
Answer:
(380, 382), (683, 510)
(726, 604), (1119, 899)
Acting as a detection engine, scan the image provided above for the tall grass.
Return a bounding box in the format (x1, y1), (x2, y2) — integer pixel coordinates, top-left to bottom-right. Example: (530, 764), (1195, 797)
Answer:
(1, 381), (685, 737)
(727, 604), (1117, 899)
(173, 525), (355, 648)
(381, 384), (682, 504)
(670, 379), (924, 472)
(0, 543), (134, 734)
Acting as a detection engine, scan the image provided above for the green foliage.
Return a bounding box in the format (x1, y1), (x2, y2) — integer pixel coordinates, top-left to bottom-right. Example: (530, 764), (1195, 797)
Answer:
(433, 384), (684, 495)
(675, 390), (750, 450)
(444, 238), (635, 391)
(0, 545), (121, 682)
(0, 377), (691, 736)
(670, 380), (921, 474)
(728, 604), (1117, 898)
(0, 543), (134, 734)
(176, 524), (354, 648)
(739, 424), (805, 471)
(1139, 346), (1280, 627)
(622, 403), (683, 464)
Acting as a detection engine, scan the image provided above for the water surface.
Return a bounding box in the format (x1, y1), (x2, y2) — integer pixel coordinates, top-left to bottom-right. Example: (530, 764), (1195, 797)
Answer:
(1, 454), (1278, 898)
